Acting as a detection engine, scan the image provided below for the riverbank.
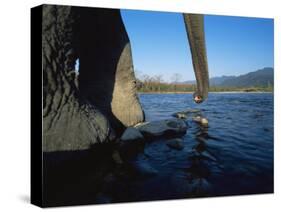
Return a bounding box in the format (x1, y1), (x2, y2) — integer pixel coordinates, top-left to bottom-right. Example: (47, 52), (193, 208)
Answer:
(138, 91), (273, 94)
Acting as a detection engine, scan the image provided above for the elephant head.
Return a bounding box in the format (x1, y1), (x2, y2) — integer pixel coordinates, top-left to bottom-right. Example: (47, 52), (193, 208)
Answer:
(183, 14), (209, 103)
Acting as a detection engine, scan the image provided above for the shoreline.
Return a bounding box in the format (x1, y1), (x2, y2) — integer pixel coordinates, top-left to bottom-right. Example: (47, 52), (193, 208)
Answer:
(138, 91), (273, 94)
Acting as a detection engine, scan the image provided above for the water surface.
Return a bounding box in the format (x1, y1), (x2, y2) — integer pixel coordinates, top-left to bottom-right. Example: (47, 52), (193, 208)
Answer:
(105, 93), (273, 202)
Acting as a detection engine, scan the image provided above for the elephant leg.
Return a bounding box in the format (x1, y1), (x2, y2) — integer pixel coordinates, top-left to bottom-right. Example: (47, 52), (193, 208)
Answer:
(42, 5), (114, 153)
(77, 8), (144, 132)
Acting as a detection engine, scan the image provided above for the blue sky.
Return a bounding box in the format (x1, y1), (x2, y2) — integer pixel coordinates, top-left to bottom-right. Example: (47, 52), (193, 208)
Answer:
(121, 9), (274, 82)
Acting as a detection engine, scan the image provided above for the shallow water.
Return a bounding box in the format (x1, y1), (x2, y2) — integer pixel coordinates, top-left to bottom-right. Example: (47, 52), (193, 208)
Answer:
(105, 93), (273, 202)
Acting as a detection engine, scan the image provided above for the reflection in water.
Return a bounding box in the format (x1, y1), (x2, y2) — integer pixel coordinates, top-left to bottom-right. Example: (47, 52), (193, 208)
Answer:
(97, 93), (273, 203)
(185, 121), (212, 197)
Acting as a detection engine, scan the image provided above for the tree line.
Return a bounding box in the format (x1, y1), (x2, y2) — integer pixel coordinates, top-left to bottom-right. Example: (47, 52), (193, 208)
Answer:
(135, 72), (273, 93)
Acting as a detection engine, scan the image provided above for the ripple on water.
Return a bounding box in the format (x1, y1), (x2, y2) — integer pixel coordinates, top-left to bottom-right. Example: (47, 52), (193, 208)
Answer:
(107, 93), (273, 201)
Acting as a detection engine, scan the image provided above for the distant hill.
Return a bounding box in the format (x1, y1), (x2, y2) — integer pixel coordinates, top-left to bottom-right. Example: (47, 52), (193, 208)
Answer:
(184, 75), (236, 86)
(220, 67), (273, 87)
(183, 67), (273, 88)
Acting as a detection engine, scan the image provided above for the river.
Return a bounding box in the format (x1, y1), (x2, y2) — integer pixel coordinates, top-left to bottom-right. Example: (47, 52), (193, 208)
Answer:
(100, 93), (274, 203)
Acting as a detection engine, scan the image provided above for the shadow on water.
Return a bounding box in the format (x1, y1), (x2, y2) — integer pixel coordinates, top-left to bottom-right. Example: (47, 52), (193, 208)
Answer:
(183, 121), (218, 197)
(42, 93), (273, 206)
(136, 93), (273, 200)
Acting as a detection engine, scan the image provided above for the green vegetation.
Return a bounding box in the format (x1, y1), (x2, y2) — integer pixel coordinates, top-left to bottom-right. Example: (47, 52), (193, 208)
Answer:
(135, 68), (274, 93)
(136, 74), (273, 93)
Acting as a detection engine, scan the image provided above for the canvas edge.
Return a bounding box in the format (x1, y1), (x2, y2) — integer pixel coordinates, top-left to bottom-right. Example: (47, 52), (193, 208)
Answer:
(30, 4), (44, 208)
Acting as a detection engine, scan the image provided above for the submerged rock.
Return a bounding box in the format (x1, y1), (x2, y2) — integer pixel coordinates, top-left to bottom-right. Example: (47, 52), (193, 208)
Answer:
(172, 112), (188, 119)
(166, 138), (184, 150)
(172, 108), (201, 120)
(119, 127), (145, 160)
(121, 127), (144, 142)
(135, 119), (188, 139)
(192, 116), (209, 127)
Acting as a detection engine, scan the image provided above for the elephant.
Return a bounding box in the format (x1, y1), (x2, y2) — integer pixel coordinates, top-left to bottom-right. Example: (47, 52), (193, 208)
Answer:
(41, 4), (209, 153)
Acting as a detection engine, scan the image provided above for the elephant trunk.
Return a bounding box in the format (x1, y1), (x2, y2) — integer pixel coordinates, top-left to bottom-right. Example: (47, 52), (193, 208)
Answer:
(183, 14), (209, 103)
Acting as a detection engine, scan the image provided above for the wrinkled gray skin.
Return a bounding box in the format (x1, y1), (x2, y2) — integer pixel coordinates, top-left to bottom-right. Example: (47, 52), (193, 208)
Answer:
(42, 5), (209, 153)
(183, 14), (209, 103)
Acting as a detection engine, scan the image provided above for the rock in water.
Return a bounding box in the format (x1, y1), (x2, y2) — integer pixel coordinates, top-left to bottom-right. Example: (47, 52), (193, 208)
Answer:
(121, 127), (144, 142)
(166, 138), (184, 150)
(119, 127), (145, 160)
(192, 116), (209, 127)
(136, 119), (188, 139)
(172, 108), (201, 119)
(192, 116), (201, 122)
(172, 112), (188, 119)
(201, 118), (209, 126)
